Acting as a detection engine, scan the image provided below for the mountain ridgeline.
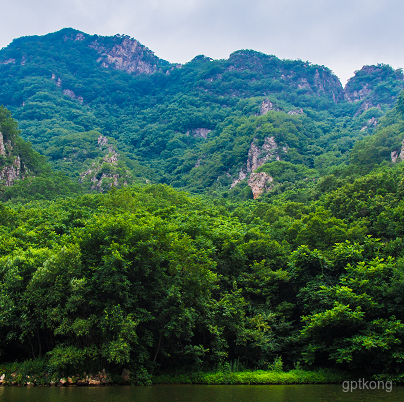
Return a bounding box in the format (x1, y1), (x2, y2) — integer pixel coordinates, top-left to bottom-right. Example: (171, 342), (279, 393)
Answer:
(1, 28), (404, 200)
(2, 29), (404, 384)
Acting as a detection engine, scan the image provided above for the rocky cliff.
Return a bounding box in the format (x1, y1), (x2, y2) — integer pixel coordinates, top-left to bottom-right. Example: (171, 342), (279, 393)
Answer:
(344, 65), (404, 115)
(248, 172), (273, 199)
(3, 28), (404, 198)
(89, 35), (162, 75)
(1, 28), (167, 80)
(391, 138), (404, 163)
(79, 135), (132, 192)
(225, 50), (345, 103)
(231, 136), (283, 197)
(0, 131), (24, 187)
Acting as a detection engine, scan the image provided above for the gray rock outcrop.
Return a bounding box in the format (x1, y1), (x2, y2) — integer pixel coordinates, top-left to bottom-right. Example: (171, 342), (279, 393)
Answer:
(260, 99), (279, 115)
(63, 89), (83, 104)
(90, 36), (159, 75)
(391, 138), (404, 163)
(288, 108), (304, 115)
(231, 136), (283, 197)
(0, 59), (15, 65)
(360, 117), (378, 131)
(248, 172), (273, 199)
(187, 128), (211, 139)
(0, 132), (5, 156)
(230, 169), (247, 189)
(246, 136), (281, 172)
(80, 135), (128, 191)
(0, 132), (25, 187)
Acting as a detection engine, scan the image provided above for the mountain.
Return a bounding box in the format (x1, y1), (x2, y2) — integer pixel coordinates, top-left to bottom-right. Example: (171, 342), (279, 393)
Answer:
(0, 105), (80, 202)
(349, 91), (404, 171)
(344, 64), (404, 114)
(1, 28), (404, 199)
(3, 29), (404, 381)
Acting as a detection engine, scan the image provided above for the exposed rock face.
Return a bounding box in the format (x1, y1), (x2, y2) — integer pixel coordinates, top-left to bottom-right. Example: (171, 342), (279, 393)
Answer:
(88, 377), (101, 386)
(230, 169), (247, 189)
(297, 77), (310, 89)
(345, 83), (371, 102)
(225, 50), (344, 103)
(311, 68), (344, 103)
(345, 66), (383, 102)
(313, 69), (325, 93)
(0, 132), (25, 187)
(51, 74), (62, 87)
(344, 65), (404, 114)
(80, 135), (128, 191)
(103, 149), (119, 165)
(248, 172), (273, 199)
(27, 370), (113, 386)
(247, 137), (281, 172)
(360, 117), (378, 131)
(0, 58), (15, 65)
(391, 138), (404, 163)
(0, 132), (5, 156)
(260, 99), (279, 115)
(98, 135), (109, 146)
(52, 74), (84, 101)
(260, 99), (304, 116)
(63, 89), (83, 104)
(288, 108), (304, 115)
(90, 36), (159, 75)
(353, 101), (378, 117)
(231, 136), (284, 197)
(187, 128), (211, 139)
(75, 33), (85, 42)
(0, 156), (21, 186)
(398, 145), (403, 162)
(194, 154), (207, 168)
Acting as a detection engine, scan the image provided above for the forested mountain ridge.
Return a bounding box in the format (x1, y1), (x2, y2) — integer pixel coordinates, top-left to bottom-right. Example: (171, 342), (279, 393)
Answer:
(1, 28), (403, 199)
(3, 29), (404, 384)
(344, 64), (404, 113)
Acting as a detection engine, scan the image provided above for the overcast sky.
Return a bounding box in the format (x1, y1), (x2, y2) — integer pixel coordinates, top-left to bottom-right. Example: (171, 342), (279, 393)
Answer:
(1, 0), (403, 85)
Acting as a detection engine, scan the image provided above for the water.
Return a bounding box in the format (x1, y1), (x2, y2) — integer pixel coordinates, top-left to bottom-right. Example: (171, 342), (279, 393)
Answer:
(0, 384), (402, 402)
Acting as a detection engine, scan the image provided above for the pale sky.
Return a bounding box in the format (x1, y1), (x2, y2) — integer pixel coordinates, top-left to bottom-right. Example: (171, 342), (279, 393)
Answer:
(1, 0), (403, 85)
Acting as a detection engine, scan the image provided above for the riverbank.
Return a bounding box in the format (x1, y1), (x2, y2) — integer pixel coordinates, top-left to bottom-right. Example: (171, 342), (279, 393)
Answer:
(153, 369), (348, 385)
(0, 362), (349, 386)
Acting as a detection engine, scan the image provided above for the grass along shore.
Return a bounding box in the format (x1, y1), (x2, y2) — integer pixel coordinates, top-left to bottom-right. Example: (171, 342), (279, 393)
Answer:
(0, 358), (350, 386)
(153, 369), (349, 385)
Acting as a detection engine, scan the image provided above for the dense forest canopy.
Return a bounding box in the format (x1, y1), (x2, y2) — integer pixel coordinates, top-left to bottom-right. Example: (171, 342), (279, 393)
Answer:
(1, 28), (404, 383)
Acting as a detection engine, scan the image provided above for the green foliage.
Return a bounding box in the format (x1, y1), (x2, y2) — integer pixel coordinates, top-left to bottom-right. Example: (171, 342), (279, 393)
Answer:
(0, 173), (403, 381)
(2, 30), (404, 383)
(153, 368), (348, 385)
(0, 106), (82, 202)
(0, 29), (394, 196)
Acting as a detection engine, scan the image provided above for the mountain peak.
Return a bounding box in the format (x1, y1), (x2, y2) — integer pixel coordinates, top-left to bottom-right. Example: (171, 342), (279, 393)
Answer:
(344, 64), (404, 115)
(5, 28), (169, 76)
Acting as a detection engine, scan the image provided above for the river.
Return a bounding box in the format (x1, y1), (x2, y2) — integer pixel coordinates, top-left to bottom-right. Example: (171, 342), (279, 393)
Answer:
(0, 384), (403, 402)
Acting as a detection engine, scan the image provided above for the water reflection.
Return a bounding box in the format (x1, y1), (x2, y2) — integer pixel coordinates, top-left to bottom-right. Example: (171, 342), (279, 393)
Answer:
(0, 384), (402, 402)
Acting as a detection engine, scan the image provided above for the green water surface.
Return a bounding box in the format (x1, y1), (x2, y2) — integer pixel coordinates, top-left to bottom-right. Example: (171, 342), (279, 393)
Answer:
(0, 384), (402, 402)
